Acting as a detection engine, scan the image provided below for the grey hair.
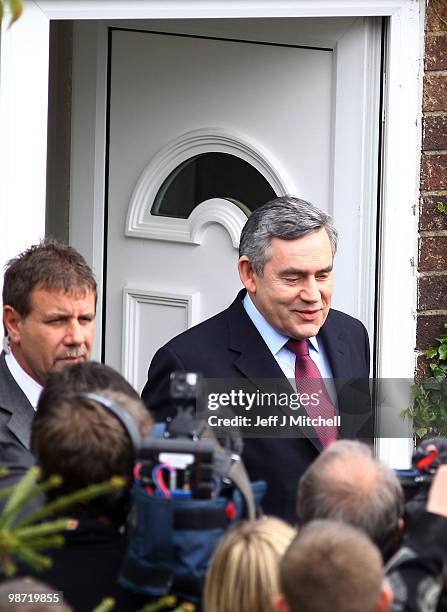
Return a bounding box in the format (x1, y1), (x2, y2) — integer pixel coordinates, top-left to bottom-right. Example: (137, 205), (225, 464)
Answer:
(239, 195), (337, 275)
(297, 440), (404, 555)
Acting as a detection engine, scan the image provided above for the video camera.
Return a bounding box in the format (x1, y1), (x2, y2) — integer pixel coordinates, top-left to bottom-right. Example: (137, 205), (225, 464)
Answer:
(135, 372), (217, 500)
(396, 437), (447, 503)
(115, 372), (264, 602)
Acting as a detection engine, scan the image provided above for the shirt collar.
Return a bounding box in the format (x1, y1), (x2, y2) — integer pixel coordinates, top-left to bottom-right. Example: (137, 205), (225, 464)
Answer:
(243, 293), (320, 355)
(4, 350), (43, 410)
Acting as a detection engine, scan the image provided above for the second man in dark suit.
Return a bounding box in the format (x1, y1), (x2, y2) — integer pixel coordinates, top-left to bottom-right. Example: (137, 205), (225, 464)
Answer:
(0, 240), (97, 485)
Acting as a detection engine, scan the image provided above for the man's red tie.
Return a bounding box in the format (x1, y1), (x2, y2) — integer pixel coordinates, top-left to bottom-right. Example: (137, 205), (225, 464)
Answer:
(286, 339), (338, 447)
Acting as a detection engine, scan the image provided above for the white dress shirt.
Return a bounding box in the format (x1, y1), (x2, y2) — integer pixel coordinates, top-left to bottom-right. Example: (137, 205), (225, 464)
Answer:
(4, 350), (43, 410)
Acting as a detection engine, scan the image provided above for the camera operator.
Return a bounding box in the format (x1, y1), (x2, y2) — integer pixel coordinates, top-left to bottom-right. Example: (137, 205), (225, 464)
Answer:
(296, 439), (447, 611)
(386, 463), (447, 612)
(22, 362), (152, 612)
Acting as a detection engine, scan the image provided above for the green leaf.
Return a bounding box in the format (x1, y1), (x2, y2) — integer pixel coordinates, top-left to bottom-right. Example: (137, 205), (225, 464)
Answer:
(0, 467), (41, 530)
(92, 598), (116, 612)
(437, 202), (447, 215)
(422, 376), (441, 390)
(173, 603), (195, 612)
(15, 518), (74, 540)
(17, 534), (65, 551)
(439, 344), (447, 360)
(135, 596), (178, 612)
(426, 347), (438, 359)
(7, 0), (23, 28)
(16, 477), (125, 528)
(14, 545), (52, 571)
(430, 364), (447, 377)
(0, 556), (16, 577)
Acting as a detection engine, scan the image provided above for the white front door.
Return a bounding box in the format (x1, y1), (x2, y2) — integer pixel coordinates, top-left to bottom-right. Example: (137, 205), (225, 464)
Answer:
(72, 18), (382, 392)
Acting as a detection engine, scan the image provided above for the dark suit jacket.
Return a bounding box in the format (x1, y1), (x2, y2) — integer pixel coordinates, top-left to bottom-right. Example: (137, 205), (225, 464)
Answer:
(142, 291), (371, 523)
(0, 351), (36, 487)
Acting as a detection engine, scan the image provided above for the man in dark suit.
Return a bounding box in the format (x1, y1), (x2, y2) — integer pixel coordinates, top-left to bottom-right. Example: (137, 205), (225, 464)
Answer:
(0, 239), (96, 486)
(142, 196), (370, 523)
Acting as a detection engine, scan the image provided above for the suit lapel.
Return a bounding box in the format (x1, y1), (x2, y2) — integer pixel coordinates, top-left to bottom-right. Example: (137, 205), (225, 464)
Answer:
(0, 352), (34, 450)
(227, 291), (291, 384)
(318, 310), (352, 379)
(318, 312), (372, 439)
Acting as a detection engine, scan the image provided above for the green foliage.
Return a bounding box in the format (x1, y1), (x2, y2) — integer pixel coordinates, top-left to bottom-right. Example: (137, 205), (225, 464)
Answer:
(402, 322), (447, 439)
(0, 471), (195, 611)
(0, 468), (125, 576)
(92, 594), (194, 612)
(92, 599), (116, 612)
(0, 0), (23, 28)
(436, 201), (447, 216)
(135, 596), (182, 612)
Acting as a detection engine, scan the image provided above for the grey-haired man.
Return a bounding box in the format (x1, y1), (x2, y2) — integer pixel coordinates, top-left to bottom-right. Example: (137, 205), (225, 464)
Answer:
(142, 196), (371, 523)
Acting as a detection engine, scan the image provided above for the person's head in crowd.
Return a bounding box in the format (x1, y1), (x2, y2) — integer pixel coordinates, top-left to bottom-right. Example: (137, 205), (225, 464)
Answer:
(0, 577), (70, 612)
(31, 362), (152, 517)
(238, 196), (337, 340)
(2, 239), (97, 385)
(203, 517), (295, 612)
(275, 520), (393, 612)
(297, 440), (405, 558)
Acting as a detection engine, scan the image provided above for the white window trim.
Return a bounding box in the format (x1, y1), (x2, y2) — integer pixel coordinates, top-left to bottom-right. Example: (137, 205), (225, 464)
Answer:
(0, 0), (423, 466)
(125, 127), (292, 244)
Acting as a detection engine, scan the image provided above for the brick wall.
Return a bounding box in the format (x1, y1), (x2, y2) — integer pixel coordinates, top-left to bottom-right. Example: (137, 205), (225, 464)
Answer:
(417, 0), (447, 377)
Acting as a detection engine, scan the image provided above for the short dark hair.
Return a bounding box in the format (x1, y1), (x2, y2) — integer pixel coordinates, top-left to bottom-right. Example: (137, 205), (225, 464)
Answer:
(297, 441), (404, 556)
(239, 195), (337, 275)
(31, 362), (152, 498)
(279, 520), (384, 612)
(3, 239), (97, 321)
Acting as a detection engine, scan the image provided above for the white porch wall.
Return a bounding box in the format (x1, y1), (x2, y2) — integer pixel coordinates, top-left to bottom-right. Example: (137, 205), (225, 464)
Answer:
(0, 1), (50, 298)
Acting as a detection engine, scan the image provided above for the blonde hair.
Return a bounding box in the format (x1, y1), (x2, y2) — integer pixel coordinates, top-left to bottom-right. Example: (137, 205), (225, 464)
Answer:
(203, 517), (296, 612)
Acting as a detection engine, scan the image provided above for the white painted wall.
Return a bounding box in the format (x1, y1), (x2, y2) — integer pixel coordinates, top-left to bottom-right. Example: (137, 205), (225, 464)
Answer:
(0, 2), (50, 298)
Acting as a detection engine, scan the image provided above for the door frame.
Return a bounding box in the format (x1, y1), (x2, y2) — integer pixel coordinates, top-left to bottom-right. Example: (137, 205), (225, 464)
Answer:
(0, 1), (423, 466)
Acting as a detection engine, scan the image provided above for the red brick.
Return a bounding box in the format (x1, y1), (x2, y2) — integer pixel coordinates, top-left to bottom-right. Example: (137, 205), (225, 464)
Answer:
(418, 274), (447, 309)
(423, 74), (447, 112)
(423, 114), (447, 150)
(419, 235), (447, 271)
(420, 154), (447, 191)
(425, 35), (447, 70)
(416, 314), (447, 349)
(419, 195), (447, 230)
(416, 354), (431, 380)
(426, 0), (447, 32)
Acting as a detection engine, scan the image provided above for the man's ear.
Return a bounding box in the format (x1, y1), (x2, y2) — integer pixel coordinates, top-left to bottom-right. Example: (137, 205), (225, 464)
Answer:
(273, 593), (290, 612)
(376, 582), (393, 612)
(238, 256), (258, 294)
(3, 306), (23, 344)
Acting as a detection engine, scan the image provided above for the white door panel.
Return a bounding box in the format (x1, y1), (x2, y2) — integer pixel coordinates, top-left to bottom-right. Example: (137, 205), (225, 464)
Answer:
(106, 28), (334, 391)
(100, 20), (381, 391)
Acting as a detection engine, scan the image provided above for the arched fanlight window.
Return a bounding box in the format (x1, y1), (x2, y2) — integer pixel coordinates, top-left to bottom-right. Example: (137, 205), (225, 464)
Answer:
(151, 152), (276, 219)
